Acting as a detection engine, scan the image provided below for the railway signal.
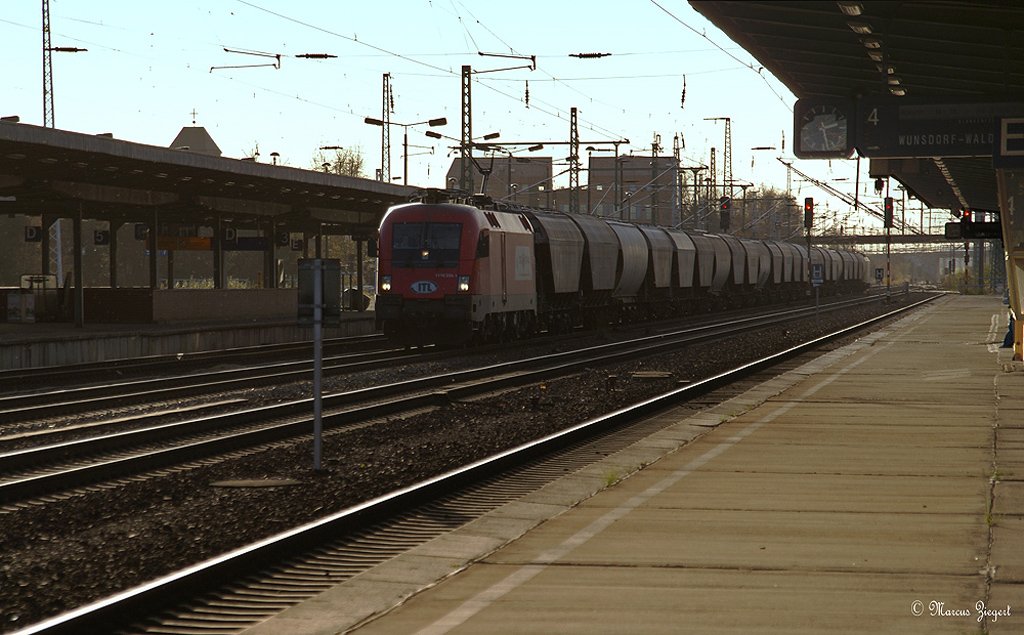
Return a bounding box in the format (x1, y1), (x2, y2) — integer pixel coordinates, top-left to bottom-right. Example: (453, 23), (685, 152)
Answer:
(883, 196), (895, 228)
(803, 197), (813, 229)
(957, 208), (1002, 239)
(719, 196), (731, 231)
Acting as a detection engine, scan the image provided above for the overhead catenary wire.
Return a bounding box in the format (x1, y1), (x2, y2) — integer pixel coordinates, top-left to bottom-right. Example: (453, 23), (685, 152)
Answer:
(235, 0), (633, 150)
(648, 0), (792, 110)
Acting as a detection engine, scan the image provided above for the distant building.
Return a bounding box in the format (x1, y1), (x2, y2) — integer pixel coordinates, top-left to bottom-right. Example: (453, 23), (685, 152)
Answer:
(444, 155), (553, 209)
(444, 153), (685, 227)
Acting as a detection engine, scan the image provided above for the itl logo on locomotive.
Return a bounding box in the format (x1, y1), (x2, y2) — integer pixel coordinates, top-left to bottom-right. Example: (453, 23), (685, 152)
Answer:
(411, 281), (438, 294)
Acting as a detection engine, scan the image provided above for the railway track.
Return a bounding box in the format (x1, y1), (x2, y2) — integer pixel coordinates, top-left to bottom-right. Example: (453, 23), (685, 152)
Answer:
(11, 294), (938, 635)
(0, 332), (388, 389)
(0, 342), (424, 425)
(0, 291), (887, 430)
(0, 294), (904, 508)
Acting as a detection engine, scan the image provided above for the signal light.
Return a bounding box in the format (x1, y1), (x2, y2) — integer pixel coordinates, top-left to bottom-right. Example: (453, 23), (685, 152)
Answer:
(719, 196), (731, 231)
(883, 196), (894, 228)
(803, 197), (813, 229)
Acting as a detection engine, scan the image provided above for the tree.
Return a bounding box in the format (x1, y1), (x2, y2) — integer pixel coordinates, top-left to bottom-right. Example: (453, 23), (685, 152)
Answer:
(312, 147), (366, 178)
(308, 146), (374, 293)
(737, 186), (800, 240)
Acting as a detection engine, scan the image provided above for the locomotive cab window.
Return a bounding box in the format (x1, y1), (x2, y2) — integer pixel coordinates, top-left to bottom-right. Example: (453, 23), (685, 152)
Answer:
(391, 222), (462, 267)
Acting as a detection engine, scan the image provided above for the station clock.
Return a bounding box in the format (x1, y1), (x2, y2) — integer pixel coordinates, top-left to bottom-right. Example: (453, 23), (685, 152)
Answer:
(794, 98), (856, 159)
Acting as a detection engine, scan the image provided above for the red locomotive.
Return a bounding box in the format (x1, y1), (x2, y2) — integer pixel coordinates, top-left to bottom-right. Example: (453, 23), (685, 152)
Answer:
(375, 193), (536, 344)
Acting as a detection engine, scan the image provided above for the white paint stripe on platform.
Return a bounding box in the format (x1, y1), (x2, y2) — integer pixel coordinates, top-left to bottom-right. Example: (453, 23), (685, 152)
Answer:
(988, 313), (1001, 354)
(413, 337), (895, 635)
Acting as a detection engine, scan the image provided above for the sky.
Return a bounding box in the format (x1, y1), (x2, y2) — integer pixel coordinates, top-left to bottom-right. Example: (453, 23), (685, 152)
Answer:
(2, 0), (893, 229)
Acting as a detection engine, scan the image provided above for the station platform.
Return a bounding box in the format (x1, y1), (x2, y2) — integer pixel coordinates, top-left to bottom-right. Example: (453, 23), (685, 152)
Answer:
(0, 311), (375, 371)
(244, 294), (1024, 634)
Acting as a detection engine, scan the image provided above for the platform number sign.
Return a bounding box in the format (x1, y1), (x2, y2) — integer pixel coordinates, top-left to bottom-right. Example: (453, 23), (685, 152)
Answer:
(811, 263), (824, 287)
(24, 225), (41, 242)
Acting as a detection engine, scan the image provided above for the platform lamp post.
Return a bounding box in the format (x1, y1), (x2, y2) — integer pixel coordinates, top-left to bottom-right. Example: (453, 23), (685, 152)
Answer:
(365, 116), (447, 185)
(318, 145), (344, 173)
(311, 145), (349, 257)
(42, 35), (86, 321)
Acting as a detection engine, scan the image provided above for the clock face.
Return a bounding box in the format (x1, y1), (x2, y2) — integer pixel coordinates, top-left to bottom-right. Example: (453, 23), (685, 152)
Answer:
(794, 100), (853, 158)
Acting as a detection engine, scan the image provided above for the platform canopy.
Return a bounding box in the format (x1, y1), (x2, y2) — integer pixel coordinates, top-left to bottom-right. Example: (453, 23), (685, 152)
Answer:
(0, 121), (416, 235)
(691, 0), (1024, 360)
(689, 0), (1024, 213)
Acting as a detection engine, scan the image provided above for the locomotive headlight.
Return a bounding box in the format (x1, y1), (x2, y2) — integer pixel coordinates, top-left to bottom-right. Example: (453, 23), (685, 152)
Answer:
(380, 275), (392, 292)
(457, 275), (470, 292)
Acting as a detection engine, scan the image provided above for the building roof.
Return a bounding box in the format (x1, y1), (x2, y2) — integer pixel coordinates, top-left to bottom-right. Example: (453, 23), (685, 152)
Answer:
(168, 126), (222, 157)
(0, 121), (415, 234)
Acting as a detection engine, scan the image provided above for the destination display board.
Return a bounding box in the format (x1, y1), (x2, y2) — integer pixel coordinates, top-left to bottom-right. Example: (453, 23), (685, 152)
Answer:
(855, 98), (1024, 159)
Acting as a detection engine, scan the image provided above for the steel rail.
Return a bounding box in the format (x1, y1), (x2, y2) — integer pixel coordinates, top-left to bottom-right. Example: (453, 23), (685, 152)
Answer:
(0, 332), (387, 387)
(0, 295), (922, 504)
(0, 344), (421, 422)
(0, 292), (895, 424)
(12, 294), (938, 635)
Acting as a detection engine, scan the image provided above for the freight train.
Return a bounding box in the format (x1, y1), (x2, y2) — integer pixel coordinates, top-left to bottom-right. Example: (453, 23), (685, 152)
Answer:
(375, 190), (871, 345)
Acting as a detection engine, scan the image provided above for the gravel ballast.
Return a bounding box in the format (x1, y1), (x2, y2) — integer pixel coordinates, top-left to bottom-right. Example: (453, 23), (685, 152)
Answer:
(0, 294), (931, 630)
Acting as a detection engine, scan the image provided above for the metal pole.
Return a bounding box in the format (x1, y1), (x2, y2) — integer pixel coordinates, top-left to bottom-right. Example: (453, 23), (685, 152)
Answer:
(73, 204), (83, 327)
(806, 230), (812, 294)
(313, 259), (323, 471)
(886, 225), (892, 301)
(610, 156), (618, 221)
(569, 107), (580, 214)
(403, 128), (408, 186)
(149, 210), (158, 290)
(460, 65), (473, 192)
(214, 217), (223, 289)
(356, 239), (364, 312)
(109, 221), (119, 288)
(614, 142), (621, 218)
(587, 150), (592, 213)
(380, 73), (390, 182)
